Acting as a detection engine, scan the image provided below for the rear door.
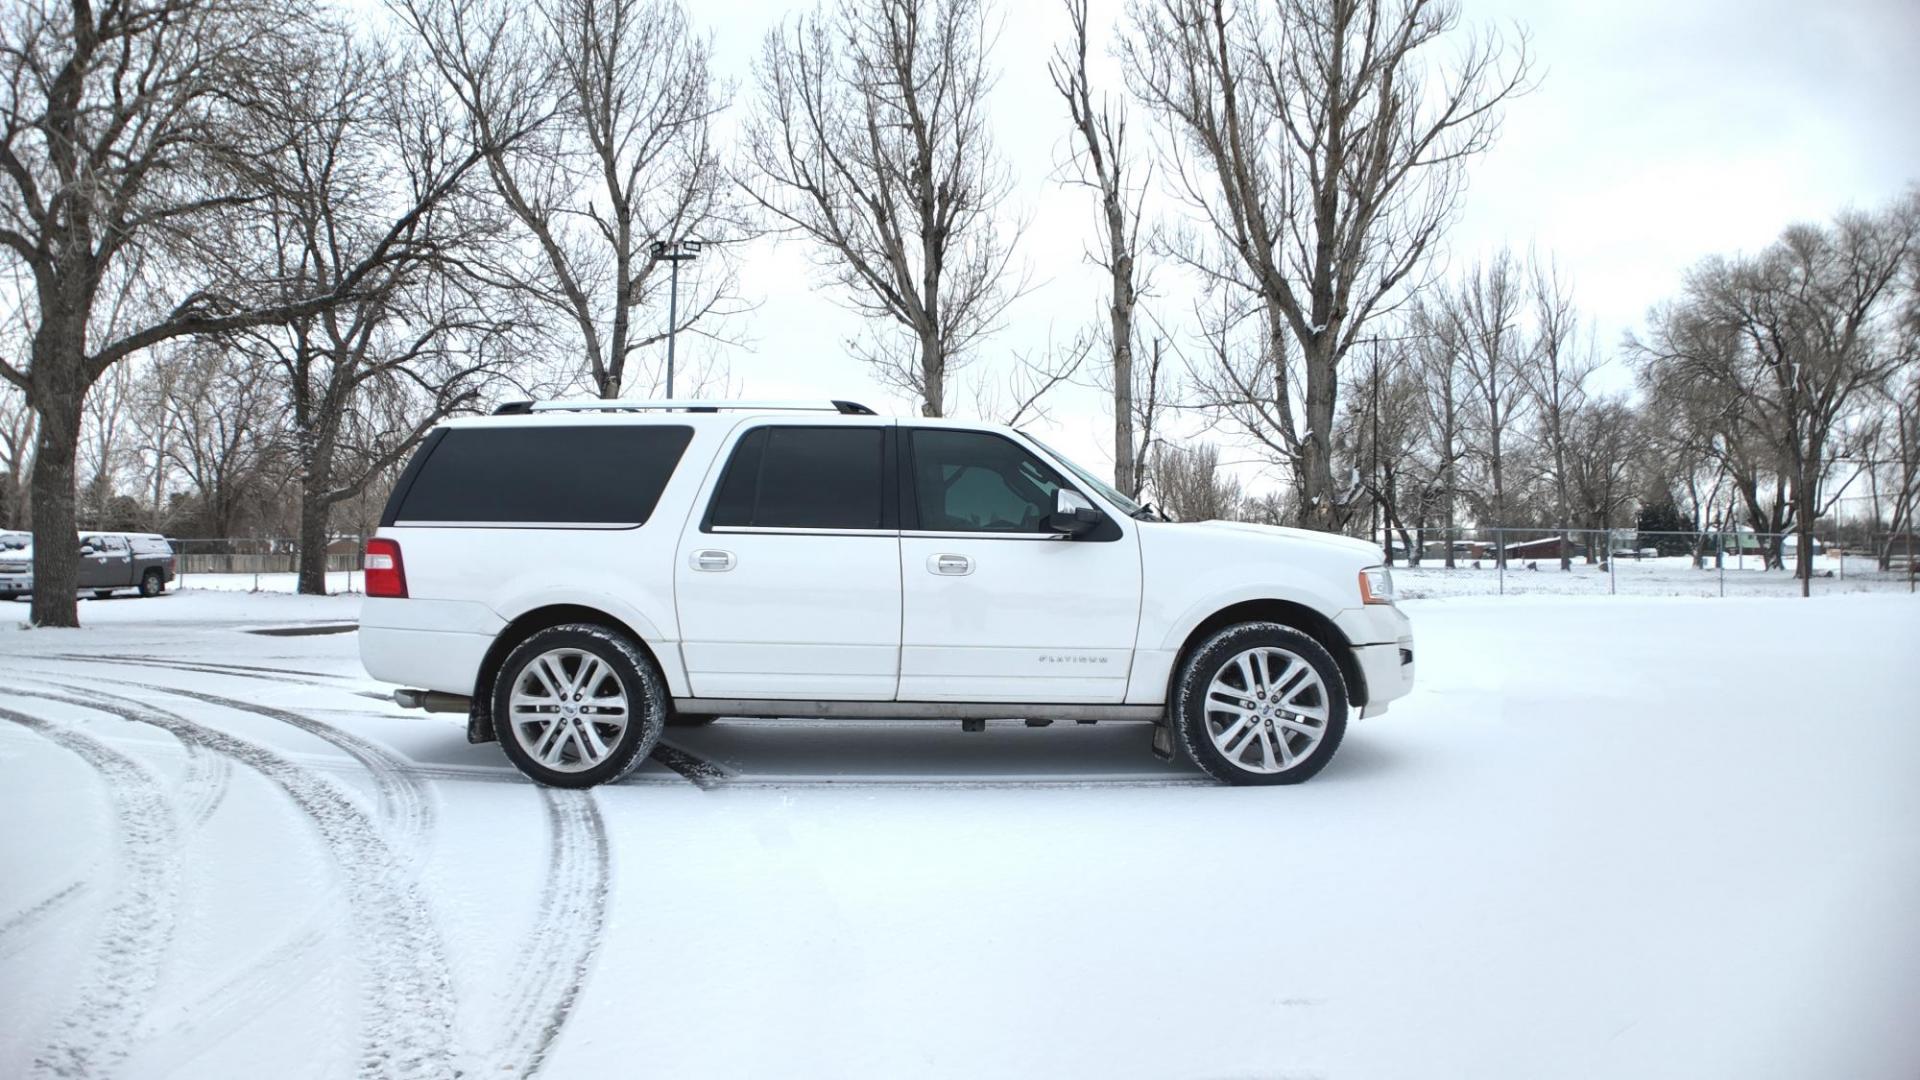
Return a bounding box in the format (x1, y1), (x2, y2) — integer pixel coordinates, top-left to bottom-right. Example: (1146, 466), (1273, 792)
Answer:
(896, 427), (1142, 703)
(78, 535), (127, 588)
(95, 535), (133, 585)
(673, 420), (902, 700)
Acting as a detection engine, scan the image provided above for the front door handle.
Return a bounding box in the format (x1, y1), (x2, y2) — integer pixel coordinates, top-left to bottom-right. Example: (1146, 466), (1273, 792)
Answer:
(690, 549), (736, 572)
(928, 553), (973, 576)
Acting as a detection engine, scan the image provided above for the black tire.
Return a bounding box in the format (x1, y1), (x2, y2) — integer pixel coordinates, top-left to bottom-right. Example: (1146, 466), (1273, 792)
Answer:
(492, 623), (666, 788)
(92, 590), (114, 600)
(140, 569), (164, 597)
(1173, 621), (1349, 786)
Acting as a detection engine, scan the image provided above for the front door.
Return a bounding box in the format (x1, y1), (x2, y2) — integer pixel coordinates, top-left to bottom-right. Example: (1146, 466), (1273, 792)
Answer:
(896, 427), (1142, 703)
(673, 420), (902, 700)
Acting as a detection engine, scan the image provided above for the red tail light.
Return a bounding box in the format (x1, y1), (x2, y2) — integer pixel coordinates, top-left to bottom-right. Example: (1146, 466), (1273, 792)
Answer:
(365, 538), (408, 598)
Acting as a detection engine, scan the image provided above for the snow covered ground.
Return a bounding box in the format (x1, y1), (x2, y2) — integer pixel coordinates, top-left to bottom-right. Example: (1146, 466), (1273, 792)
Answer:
(2, 588), (1917, 1078)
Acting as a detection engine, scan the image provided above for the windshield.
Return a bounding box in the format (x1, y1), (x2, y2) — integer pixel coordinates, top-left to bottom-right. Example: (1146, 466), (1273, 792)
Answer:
(1021, 433), (1146, 517)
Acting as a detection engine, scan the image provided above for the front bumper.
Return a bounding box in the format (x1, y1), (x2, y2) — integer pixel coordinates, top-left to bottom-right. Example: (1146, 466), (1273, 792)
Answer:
(1353, 638), (1415, 717)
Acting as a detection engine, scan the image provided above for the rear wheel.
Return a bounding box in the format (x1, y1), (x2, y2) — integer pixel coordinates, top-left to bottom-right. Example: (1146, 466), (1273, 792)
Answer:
(1173, 622), (1348, 786)
(492, 624), (665, 788)
(140, 569), (164, 597)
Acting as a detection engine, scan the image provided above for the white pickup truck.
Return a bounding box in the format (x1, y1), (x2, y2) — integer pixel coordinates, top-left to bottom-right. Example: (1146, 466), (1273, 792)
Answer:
(358, 400), (1414, 788)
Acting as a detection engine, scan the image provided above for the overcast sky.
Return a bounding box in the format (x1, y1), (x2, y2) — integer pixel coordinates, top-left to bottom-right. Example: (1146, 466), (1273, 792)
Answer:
(678, 0), (1920, 486)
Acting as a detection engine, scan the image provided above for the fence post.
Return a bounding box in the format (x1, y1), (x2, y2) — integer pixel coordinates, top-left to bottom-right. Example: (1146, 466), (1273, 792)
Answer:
(1497, 528), (1504, 596)
(1717, 531), (1725, 598)
(1608, 531), (1616, 595)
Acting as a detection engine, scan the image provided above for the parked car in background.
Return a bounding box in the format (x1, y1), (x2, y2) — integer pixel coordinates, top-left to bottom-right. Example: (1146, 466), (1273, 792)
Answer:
(0, 532), (176, 600)
(360, 399), (1416, 789)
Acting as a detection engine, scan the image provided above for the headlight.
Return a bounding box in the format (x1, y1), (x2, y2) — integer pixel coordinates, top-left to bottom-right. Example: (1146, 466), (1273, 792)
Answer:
(1358, 566), (1395, 605)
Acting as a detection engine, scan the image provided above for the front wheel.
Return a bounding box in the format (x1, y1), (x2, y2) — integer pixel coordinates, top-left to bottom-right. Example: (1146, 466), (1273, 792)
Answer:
(1173, 622), (1349, 786)
(492, 624), (666, 788)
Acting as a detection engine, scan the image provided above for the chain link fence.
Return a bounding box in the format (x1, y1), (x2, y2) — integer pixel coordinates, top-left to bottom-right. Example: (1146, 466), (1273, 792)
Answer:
(1378, 527), (1918, 599)
(168, 536), (367, 593)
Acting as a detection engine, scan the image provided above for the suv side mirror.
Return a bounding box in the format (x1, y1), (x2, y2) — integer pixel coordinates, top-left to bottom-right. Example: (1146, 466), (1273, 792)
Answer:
(78, 544), (94, 556)
(1047, 489), (1103, 538)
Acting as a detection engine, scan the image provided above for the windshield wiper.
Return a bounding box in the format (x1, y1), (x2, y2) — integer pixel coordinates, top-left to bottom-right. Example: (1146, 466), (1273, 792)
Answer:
(1131, 502), (1168, 522)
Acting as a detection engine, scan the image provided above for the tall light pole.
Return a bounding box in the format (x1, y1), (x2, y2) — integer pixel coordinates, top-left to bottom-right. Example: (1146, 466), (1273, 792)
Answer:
(651, 238), (702, 397)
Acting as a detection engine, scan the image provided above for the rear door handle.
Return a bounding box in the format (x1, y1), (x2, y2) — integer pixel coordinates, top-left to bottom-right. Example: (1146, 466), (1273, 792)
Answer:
(928, 553), (973, 576)
(690, 549), (736, 572)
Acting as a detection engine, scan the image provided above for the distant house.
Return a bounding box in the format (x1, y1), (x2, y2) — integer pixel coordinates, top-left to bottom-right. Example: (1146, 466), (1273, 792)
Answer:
(1418, 539), (1494, 561)
(1503, 535), (1587, 561)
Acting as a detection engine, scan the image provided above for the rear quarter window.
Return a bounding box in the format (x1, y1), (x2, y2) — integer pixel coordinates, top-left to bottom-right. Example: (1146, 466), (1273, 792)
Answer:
(392, 424), (694, 527)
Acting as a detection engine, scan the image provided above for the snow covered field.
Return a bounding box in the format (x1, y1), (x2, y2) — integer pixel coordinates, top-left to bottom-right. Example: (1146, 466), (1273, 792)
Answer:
(1397, 553), (1917, 599)
(2, 589), (1917, 1079)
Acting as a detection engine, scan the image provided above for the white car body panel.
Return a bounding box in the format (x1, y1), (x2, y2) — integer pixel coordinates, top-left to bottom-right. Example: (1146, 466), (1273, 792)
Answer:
(897, 530), (1141, 702)
(358, 407), (1415, 722)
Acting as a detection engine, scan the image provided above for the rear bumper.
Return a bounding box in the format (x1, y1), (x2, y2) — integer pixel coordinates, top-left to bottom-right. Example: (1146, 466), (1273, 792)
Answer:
(360, 625), (493, 696)
(1353, 638), (1415, 717)
(0, 573), (30, 596)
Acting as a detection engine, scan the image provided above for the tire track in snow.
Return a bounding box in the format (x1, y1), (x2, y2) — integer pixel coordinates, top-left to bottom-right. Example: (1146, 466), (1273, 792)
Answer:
(488, 789), (612, 1077)
(125, 921), (331, 1076)
(177, 740), (234, 830)
(4, 684), (459, 1080)
(122, 680), (436, 845)
(48, 651), (352, 687)
(0, 703), (181, 1079)
(0, 881), (89, 962)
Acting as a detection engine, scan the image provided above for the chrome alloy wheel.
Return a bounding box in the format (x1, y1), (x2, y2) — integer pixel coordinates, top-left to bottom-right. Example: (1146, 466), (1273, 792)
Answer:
(507, 647), (631, 773)
(1202, 646), (1331, 774)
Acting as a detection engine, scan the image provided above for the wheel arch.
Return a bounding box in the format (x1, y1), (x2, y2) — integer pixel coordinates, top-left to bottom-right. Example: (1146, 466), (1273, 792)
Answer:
(469, 603), (671, 743)
(1167, 599), (1366, 708)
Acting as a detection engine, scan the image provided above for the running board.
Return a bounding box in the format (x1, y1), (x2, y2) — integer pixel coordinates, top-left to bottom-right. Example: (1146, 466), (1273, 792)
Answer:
(671, 698), (1165, 723)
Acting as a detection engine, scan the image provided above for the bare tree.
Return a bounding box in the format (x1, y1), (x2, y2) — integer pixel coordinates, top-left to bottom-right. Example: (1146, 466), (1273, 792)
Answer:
(232, 36), (522, 593)
(1336, 336), (1423, 561)
(1124, 0), (1528, 529)
(1522, 257), (1595, 568)
(975, 331), (1090, 427)
(405, 0), (743, 399)
(1051, 0), (1151, 492)
(1408, 299), (1468, 566)
(1564, 395), (1640, 540)
(134, 340), (287, 538)
(1450, 249), (1532, 559)
(0, 382), (31, 527)
(742, 0), (1020, 416)
(1635, 194), (1917, 592)
(0, 0), (501, 625)
(77, 358), (133, 526)
(1149, 439), (1241, 521)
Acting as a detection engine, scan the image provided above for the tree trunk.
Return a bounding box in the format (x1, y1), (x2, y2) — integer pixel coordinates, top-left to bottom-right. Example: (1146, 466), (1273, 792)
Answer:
(28, 398), (83, 627)
(297, 429), (337, 596)
(919, 328), (943, 418)
(297, 488), (332, 596)
(1300, 336), (1340, 531)
(1111, 302), (1135, 498)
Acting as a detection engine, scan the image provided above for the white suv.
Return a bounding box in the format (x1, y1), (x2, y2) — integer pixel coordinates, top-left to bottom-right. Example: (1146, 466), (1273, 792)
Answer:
(359, 400), (1414, 787)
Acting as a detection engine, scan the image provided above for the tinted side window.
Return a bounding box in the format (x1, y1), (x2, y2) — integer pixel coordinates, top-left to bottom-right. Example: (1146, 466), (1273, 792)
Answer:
(909, 430), (1062, 533)
(396, 425), (693, 526)
(709, 426), (886, 530)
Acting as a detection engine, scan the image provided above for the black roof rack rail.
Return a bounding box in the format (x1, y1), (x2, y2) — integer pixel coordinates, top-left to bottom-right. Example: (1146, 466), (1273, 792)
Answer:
(493, 400), (535, 415)
(832, 400), (876, 415)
